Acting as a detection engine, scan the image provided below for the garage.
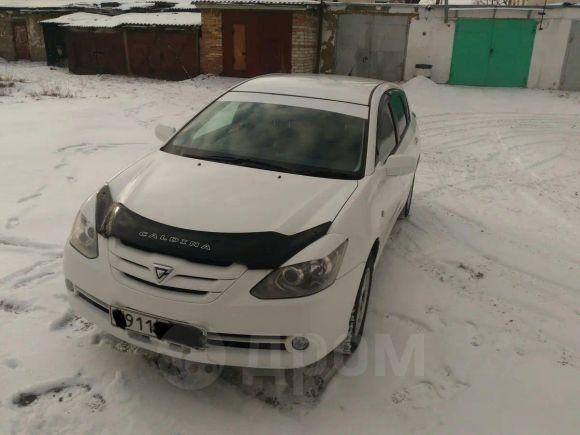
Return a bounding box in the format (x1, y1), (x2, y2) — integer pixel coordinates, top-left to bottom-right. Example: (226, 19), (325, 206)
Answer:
(221, 11), (292, 77)
(560, 20), (580, 91)
(44, 12), (201, 80)
(334, 14), (409, 81)
(66, 30), (127, 75)
(126, 30), (199, 80)
(449, 18), (537, 87)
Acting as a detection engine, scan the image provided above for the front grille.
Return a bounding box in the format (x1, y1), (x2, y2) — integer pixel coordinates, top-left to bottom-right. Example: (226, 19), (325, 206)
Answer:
(120, 239), (233, 267)
(75, 286), (108, 313)
(121, 272), (208, 295)
(207, 333), (289, 351)
(108, 238), (244, 297)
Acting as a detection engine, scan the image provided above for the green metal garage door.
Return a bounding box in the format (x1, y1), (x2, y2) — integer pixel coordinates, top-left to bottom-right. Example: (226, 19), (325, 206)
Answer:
(449, 19), (537, 87)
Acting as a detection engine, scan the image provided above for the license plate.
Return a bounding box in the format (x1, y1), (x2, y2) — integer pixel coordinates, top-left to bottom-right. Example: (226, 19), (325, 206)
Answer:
(110, 306), (207, 349)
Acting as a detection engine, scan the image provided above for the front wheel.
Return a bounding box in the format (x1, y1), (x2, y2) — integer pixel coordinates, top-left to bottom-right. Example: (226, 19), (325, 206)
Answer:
(338, 253), (374, 355)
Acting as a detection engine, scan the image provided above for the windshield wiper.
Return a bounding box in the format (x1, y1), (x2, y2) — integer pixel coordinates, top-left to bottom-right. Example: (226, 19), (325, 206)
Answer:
(196, 154), (296, 173)
(297, 168), (357, 180)
(193, 154), (356, 179)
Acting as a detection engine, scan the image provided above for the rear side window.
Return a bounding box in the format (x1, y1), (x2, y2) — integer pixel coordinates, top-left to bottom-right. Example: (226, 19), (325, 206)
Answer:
(389, 91), (409, 138)
(376, 94), (397, 164)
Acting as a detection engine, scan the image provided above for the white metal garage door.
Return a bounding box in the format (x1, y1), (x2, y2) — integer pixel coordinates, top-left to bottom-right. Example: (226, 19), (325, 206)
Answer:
(561, 21), (580, 91)
(335, 15), (409, 81)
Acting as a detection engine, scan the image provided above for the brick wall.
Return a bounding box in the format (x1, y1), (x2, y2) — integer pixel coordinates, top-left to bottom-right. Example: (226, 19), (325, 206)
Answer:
(0, 12), (58, 62)
(291, 12), (318, 73)
(0, 12), (16, 61)
(27, 14), (55, 61)
(201, 10), (223, 75)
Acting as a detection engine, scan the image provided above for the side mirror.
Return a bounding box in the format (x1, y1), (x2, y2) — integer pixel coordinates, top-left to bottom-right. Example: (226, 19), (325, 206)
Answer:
(155, 124), (176, 142)
(385, 154), (416, 176)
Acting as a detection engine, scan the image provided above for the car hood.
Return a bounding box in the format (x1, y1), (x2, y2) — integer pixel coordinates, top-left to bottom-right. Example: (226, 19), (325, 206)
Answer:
(107, 151), (357, 235)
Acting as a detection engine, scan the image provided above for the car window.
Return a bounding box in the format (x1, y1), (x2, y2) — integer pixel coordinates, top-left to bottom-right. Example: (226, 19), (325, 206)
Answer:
(376, 94), (397, 165)
(164, 100), (367, 179)
(193, 102), (239, 139)
(389, 91), (409, 139)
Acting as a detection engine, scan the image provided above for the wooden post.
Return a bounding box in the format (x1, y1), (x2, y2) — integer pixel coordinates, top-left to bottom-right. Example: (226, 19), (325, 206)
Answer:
(122, 30), (131, 75)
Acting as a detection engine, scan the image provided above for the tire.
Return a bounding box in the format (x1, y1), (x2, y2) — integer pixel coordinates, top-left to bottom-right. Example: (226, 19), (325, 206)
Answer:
(338, 252), (375, 355)
(400, 175), (415, 219)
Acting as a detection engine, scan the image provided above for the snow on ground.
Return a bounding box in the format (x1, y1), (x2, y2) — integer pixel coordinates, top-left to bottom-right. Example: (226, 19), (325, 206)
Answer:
(0, 61), (579, 435)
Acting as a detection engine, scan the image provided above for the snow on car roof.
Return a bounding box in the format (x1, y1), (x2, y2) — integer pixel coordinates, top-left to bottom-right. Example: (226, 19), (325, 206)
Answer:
(234, 74), (392, 106)
(0, 0), (194, 9)
(41, 11), (201, 27)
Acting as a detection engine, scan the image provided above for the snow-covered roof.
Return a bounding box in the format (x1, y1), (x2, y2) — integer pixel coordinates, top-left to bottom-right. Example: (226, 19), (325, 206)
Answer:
(0, 0), (192, 10)
(113, 1), (155, 10)
(120, 11), (201, 25)
(194, 0), (319, 6)
(170, 1), (198, 9)
(41, 11), (201, 27)
(0, 0), (76, 8)
(41, 11), (100, 23)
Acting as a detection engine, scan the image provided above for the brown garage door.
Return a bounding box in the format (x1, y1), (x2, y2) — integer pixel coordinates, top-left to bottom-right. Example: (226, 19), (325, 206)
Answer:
(65, 31), (127, 75)
(222, 11), (291, 77)
(12, 21), (31, 60)
(126, 30), (199, 81)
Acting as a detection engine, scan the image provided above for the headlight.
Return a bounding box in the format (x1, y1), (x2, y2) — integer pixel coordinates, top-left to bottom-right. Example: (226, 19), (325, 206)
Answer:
(250, 240), (348, 299)
(69, 212), (98, 258)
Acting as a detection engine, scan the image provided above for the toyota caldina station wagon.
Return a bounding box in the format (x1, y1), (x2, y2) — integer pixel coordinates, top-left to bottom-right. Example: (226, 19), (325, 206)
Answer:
(64, 75), (420, 369)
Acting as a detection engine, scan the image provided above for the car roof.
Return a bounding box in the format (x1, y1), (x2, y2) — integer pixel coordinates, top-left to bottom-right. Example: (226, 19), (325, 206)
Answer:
(232, 74), (398, 106)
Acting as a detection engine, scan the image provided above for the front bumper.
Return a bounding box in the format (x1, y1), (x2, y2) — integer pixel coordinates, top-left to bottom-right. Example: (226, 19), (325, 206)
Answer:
(63, 239), (365, 369)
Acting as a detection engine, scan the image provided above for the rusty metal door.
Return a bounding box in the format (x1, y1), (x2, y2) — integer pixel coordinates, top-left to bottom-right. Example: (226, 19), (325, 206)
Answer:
(222, 11), (291, 77)
(335, 14), (409, 81)
(65, 31), (126, 75)
(232, 24), (247, 71)
(335, 15), (372, 77)
(370, 16), (408, 81)
(126, 30), (199, 80)
(12, 22), (31, 60)
(561, 21), (580, 91)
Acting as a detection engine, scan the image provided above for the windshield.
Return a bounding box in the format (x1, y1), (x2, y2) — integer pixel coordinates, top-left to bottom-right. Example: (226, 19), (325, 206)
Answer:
(162, 100), (367, 179)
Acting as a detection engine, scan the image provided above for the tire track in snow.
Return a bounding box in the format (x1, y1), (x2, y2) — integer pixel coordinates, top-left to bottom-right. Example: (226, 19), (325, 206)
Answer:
(0, 258), (61, 290)
(0, 235), (63, 293)
(0, 234), (61, 252)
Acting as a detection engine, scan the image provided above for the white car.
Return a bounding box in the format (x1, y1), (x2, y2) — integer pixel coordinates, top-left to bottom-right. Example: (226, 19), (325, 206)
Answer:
(63, 75), (420, 369)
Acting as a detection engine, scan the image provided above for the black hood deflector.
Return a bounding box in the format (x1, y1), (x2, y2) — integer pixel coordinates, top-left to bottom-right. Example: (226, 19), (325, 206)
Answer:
(95, 185), (330, 269)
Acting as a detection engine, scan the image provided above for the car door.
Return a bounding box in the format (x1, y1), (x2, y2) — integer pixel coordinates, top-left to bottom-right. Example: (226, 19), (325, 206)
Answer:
(387, 89), (419, 208)
(374, 93), (403, 242)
